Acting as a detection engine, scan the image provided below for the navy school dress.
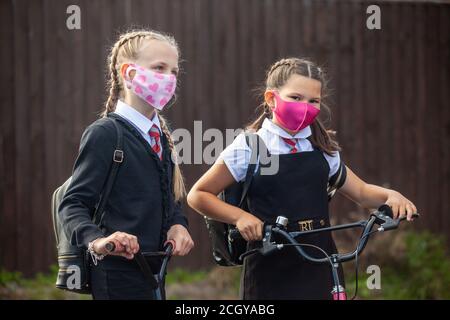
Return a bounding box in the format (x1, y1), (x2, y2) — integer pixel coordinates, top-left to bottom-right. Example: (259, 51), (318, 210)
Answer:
(240, 140), (345, 300)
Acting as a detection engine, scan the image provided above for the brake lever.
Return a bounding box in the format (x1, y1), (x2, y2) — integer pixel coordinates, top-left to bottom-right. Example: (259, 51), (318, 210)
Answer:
(259, 224), (277, 255)
(375, 212), (420, 232)
(378, 216), (400, 232)
(238, 225), (280, 261)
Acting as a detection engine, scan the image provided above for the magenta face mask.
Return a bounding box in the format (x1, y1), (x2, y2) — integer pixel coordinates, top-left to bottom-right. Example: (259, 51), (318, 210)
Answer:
(272, 91), (320, 132)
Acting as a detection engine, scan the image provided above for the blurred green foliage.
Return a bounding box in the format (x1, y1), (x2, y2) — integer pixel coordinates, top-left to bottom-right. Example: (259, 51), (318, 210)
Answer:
(0, 265), (88, 299)
(165, 267), (207, 285)
(346, 231), (450, 299)
(1, 231), (448, 299)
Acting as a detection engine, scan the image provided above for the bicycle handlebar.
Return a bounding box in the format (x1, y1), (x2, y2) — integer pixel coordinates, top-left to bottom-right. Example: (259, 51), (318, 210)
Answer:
(104, 241), (174, 257)
(231, 205), (419, 264)
(105, 241), (116, 253)
(103, 240), (174, 300)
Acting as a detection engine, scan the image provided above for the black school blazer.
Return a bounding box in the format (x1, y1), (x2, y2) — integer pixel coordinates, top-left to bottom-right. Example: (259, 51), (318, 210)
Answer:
(58, 112), (188, 253)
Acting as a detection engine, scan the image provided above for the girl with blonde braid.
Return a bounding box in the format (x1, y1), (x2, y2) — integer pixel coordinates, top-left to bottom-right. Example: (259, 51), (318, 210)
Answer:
(59, 29), (194, 300)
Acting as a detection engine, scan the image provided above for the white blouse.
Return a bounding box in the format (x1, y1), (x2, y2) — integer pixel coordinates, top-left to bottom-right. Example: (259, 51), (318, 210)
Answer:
(113, 99), (162, 147)
(217, 118), (342, 183)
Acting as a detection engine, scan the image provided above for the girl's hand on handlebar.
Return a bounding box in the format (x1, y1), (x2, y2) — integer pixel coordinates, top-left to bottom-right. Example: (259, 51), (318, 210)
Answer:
(166, 224), (194, 256)
(92, 232), (140, 259)
(385, 190), (418, 221)
(236, 212), (264, 241)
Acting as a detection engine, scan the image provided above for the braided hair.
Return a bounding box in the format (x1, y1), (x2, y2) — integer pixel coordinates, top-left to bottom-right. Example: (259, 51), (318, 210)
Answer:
(247, 57), (340, 156)
(100, 29), (186, 200)
(101, 30), (178, 117)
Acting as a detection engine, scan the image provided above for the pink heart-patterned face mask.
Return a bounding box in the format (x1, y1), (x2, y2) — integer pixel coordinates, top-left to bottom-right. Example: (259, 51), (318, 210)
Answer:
(123, 63), (177, 110)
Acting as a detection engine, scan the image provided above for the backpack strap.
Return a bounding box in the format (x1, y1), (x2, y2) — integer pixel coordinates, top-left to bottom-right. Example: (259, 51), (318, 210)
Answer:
(327, 161), (347, 201)
(310, 141), (347, 201)
(96, 117), (158, 289)
(238, 133), (263, 208)
(93, 116), (124, 226)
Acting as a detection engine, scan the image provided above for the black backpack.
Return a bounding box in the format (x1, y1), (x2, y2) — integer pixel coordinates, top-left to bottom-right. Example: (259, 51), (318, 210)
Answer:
(51, 116), (124, 293)
(204, 133), (347, 267)
(204, 133), (261, 267)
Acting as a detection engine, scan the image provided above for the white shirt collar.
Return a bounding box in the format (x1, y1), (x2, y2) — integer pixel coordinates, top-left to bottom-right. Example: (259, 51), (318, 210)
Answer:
(114, 100), (161, 134)
(261, 118), (312, 139)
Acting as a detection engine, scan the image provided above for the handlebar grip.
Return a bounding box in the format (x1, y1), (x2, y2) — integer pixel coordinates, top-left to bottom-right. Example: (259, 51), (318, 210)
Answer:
(377, 204), (420, 220)
(164, 240), (176, 254)
(228, 228), (243, 241)
(105, 241), (116, 253)
(377, 204), (393, 218)
(399, 213), (420, 221)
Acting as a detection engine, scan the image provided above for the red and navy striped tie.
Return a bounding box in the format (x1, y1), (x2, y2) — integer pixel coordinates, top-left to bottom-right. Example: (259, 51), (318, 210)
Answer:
(282, 137), (298, 153)
(149, 124), (162, 160)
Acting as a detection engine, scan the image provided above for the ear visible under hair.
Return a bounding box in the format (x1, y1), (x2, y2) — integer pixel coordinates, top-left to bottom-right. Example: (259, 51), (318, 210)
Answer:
(264, 90), (276, 108)
(120, 63), (130, 79)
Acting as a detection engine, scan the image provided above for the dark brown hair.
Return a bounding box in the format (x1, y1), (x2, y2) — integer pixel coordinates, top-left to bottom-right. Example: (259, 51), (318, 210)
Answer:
(247, 57), (341, 156)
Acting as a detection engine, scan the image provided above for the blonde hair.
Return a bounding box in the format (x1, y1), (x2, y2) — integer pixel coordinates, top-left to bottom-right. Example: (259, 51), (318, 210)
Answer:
(100, 29), (186, 201)
(247, 57), (341, 156)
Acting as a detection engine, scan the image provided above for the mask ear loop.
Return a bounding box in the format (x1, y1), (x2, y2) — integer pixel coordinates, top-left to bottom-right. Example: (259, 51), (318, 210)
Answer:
(121, 63), (138, 90)
(272, 91), (287, 125)
(295, 105), (309, 131)
(125, 64), (138, 81)
(271, 91), (279, 110)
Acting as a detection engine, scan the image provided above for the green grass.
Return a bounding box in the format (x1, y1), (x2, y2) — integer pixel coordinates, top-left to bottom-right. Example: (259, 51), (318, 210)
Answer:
(0, 265), (90, 300)
(344, 231), (450, 300)
(165, 267), (208, 285)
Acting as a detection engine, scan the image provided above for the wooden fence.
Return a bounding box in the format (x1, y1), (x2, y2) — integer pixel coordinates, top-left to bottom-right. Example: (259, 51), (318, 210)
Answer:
(0, 0), (449, 275)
